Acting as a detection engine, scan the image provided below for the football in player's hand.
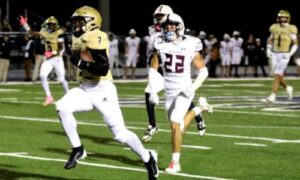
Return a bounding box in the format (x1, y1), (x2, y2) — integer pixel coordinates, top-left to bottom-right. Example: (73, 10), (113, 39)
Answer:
(80, 50), (94, 62)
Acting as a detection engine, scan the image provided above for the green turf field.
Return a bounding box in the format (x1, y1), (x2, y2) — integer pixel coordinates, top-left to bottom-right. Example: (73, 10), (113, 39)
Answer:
(0, 78), (299, 180)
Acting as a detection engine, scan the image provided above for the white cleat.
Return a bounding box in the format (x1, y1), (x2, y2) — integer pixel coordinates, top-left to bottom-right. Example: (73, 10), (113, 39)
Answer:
(261, 93), (276, 103)
(198, 97), (213, 113)
(286, 86), (293, 100)
(165, 161), (181, 174)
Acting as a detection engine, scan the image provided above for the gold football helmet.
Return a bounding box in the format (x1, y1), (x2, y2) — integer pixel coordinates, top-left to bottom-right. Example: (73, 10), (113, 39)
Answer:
(71, 6), (102, 37)
(44, 16), (59, 32)
(277, 10), (290, 24)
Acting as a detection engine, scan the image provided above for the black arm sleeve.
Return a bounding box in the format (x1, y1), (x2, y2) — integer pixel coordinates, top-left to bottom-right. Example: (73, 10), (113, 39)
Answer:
(70, 49), (109, 76)
(86, 49), (109, 76)
(70, 50), (80, 65)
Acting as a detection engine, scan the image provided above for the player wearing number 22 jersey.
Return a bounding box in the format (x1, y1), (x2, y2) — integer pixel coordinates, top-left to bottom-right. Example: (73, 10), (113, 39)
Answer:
(148, 13), (210, 173)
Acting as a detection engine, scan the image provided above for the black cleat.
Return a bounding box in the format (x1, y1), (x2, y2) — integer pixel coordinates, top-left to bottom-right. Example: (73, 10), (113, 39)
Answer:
(64, 145), (87, 169)
(142, 125), (158, 142)
(144, 151), (159, 180)
(197, 119), (206, 136)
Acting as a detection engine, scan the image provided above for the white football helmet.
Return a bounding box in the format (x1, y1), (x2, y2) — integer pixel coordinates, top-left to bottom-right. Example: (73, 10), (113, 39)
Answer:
(153, 4), (173, 24)
(198, 31), (207, 39)
(161, 13), (185, 41)
(233, 31), (240, 36)
(129, 28), (136, 35)
(223, 33), (230, 40)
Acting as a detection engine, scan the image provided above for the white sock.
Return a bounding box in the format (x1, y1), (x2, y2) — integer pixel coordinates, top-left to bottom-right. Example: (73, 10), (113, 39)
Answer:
(41, 77), (51, 96)
(126, 130), (150, 163)
(192, 107), (201, 116)
(59, 110), (81, 148)
(60, 79), (69, 92)
(172, 152), (180, 163)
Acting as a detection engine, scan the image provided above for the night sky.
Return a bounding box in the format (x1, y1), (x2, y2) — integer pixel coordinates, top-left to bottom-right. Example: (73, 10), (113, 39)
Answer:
(2, 0), (300, 41)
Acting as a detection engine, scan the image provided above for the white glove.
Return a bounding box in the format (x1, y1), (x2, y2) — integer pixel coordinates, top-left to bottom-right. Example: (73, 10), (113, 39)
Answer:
(266, 45), (272, 59)
(149, 93), (159, 105)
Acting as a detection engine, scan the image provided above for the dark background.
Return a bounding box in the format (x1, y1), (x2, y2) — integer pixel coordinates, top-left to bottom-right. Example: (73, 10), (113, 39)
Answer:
(1, 0), (300, 41)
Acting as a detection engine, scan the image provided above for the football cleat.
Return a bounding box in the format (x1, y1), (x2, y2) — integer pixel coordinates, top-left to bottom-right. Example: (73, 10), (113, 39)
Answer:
(262, 94), (276, 103)
(144, 151), (159, 180)
(64, 145), (87, 169)
(197, 119), (206, 136)
(165, 161), (181, 174)
(142, 125), (158, 142)
(43, 95), (54, 106)
(286, 86), (293, 100)
(198, 97), (213, 113)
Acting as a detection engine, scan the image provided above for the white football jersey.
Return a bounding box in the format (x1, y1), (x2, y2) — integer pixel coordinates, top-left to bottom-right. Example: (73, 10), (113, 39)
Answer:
(154, 35), (202, 94)
(109, 39), (119, 56)
(125, 36), (141, 54)
(145, 25), (162, 57)
(230, 37), (243, 54)
(220, 40), (233, 55)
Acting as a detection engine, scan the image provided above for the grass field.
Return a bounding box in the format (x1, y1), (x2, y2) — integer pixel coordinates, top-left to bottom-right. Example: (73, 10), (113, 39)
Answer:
(0, 78), (300, 180)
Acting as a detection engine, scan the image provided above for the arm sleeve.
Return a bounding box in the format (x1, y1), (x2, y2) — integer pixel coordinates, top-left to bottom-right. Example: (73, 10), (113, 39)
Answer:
(75, 49), (109, 76)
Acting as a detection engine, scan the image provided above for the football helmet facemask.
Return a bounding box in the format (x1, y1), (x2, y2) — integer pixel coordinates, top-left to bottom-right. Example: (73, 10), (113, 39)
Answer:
(153, 4), (173, 24)
(45, 16), (59, 33)
(71, 6), (102, 37)
(277, 10), (290, 25)
(161, 13), (185, 41)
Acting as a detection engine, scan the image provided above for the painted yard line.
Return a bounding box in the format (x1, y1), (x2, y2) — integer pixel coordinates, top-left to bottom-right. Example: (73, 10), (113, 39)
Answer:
(0, 152), (232, 180)
(0, 89), (21, 92)
(209, 125), (300, 130)
(214, 109), (299, 118)
(124, 145), (211, 151)
(181, 145), (211, 150)
(0, 100), (43, 104)
(234, 143), (267, 147)
(0, 115), (300, 144)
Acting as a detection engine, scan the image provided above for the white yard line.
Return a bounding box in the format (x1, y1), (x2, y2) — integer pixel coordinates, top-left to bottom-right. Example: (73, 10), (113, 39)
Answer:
(0, 152), (232, 180)
(0, 115), (299, 144)
(234, 143), (267, 147)
(214, 109), (299, 118)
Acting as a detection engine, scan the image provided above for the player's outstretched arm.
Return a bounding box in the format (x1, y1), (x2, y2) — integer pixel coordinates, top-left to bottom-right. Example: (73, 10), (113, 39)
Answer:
(19, 15), (40, 37)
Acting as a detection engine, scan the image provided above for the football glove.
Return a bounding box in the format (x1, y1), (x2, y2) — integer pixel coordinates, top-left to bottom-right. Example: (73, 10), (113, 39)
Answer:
(149, 93), (159, 105)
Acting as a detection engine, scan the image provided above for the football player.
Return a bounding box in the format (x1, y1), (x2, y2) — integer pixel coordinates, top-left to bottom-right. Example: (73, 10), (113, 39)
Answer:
(108, 33), (120, 78)
(143, 4), (206, 142)
(230, 31), (243, 77)
(220, 33), (233, 77)
(148, 13), (211, 173)
(124, 29), (140, 79)
(263, 10), (298, 102)
(55, 6), (158, 180)
(19, 16), (69, 105)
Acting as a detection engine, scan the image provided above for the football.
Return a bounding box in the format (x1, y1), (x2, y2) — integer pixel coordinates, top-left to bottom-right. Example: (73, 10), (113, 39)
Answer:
(80, 50), (94, 62)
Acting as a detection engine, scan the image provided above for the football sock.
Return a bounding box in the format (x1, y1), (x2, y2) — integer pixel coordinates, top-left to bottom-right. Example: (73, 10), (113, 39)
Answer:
(58, 110), (81, 148)
(41, 76), (51, 96)
(126, 130), (150, 162)
(189, 102), (202, 124)
(61, 79), (69, 92)
(172, 152), (180, 163)
(145, 92), (157, 127)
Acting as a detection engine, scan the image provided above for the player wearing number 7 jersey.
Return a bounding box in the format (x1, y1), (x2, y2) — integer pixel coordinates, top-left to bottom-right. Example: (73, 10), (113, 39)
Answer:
(263, 10), (298, 103)
(19, 16), (69, 106)
(148, 13), (210, 173)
